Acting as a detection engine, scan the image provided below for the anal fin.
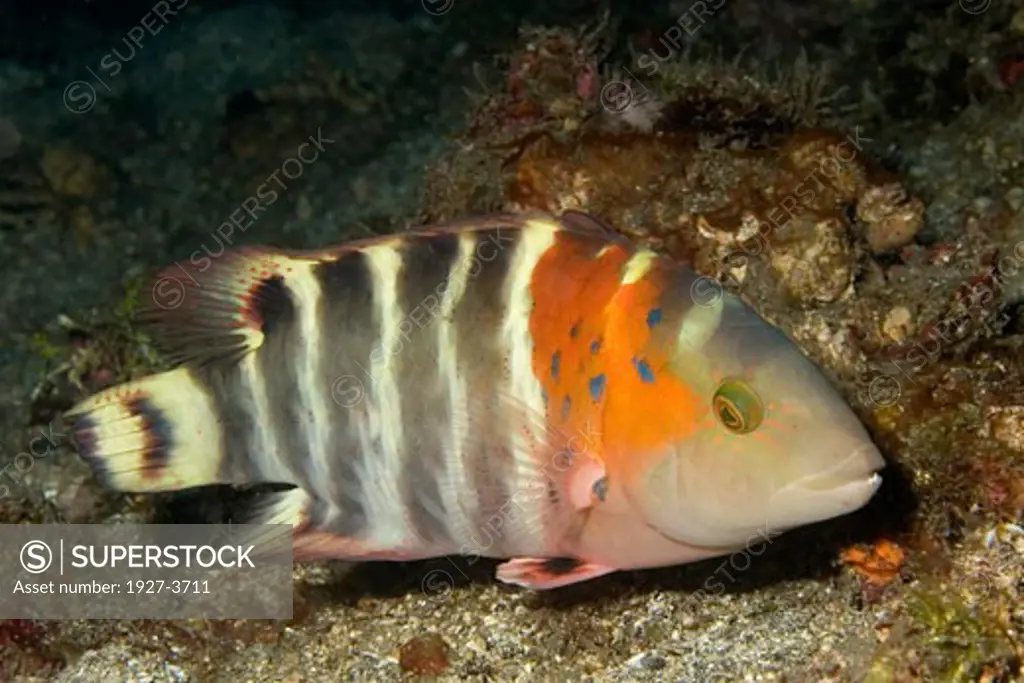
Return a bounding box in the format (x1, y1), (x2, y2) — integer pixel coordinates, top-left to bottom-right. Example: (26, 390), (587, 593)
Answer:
(238, 488), (429, 562)
(496, 557), (618, 589)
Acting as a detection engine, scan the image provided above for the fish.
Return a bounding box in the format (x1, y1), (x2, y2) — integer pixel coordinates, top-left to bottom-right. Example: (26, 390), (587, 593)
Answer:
(66, 210), (885, 590)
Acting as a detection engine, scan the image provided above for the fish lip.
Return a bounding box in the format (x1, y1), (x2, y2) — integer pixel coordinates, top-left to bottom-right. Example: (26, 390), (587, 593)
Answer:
(764, 442), (885, 532)
(789, 441), (886, 493)
(804, 471), (883, 499)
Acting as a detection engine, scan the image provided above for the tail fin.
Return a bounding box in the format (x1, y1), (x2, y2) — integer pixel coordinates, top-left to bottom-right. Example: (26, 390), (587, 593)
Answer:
(68, 245), (311, 493)
(67, 367), (228, 493)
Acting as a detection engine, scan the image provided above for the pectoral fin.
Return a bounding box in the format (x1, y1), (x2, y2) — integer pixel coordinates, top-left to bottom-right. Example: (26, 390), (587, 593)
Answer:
(452, 386), (607, 544)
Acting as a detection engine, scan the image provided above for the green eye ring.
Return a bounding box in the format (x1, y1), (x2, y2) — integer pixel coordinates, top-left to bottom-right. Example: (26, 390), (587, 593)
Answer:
(712, 378), (764, 435)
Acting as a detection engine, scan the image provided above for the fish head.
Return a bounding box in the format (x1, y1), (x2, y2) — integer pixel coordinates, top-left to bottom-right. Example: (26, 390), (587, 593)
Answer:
(623, 284), (885, 550)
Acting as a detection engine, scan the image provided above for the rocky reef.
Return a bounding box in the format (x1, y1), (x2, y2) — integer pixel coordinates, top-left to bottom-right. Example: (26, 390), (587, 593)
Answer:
(1, 0), (1023, 680)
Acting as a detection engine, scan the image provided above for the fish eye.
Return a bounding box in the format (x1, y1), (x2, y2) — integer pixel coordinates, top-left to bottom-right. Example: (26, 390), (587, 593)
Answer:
(712, 378), (764, 435)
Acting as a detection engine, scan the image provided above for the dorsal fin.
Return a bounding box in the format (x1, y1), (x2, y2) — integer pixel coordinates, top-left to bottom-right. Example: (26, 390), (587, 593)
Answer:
(135, 211), (622, 369)
(556, 210), (628, 243)
(139, 246), (298, 367)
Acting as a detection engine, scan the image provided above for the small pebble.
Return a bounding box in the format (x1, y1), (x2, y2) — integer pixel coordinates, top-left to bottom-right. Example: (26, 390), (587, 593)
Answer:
(1004, 186), (1024, 214)
(857, 183), (924, 253)
(986, 406), (1024, 452)
(398, 633), (451, 676)
(882, 306), (913, 343)
(626, 651), (667, 670)
(770, 216), (853, 305)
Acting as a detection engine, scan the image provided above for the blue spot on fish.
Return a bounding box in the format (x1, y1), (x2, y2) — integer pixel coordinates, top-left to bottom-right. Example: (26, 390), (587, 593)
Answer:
(541, 388), (549, 407)
(561, 395), (571, 421)
(590, 338), (601, 355)
(551, 351), (561, 380)
(646, 308), (662, 329)
(570, 321), (580, 338)
(589, 374), (606, 402)
(632, 356), (656, 383)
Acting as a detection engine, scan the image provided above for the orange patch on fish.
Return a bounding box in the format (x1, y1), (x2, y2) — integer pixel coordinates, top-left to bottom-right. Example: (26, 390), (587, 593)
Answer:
(601, 264), (703, 465)
(528, 232), (704, 477)
(528, 232), (630, 458)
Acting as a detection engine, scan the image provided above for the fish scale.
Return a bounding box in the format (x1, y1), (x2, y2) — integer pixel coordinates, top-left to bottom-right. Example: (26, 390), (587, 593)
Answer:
(439, 227), (523, 556)
(67, 210), (886, 590)
(311, 249), (376, 537)
(392, 232), (461, 547)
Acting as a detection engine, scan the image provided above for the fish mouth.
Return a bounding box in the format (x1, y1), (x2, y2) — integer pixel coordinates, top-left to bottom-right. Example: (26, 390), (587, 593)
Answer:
(792, 471), (883, 503)
(789, 441), (885, 496)
(767, 442), (886, 528)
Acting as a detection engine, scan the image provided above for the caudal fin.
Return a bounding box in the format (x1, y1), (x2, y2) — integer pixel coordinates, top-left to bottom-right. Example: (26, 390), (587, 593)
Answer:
(67, 367), (229, 493)
(67, 245), (313, 493)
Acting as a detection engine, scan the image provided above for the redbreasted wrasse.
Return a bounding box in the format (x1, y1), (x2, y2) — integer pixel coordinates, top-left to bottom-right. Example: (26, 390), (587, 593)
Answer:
(68, 210), (884, 590)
